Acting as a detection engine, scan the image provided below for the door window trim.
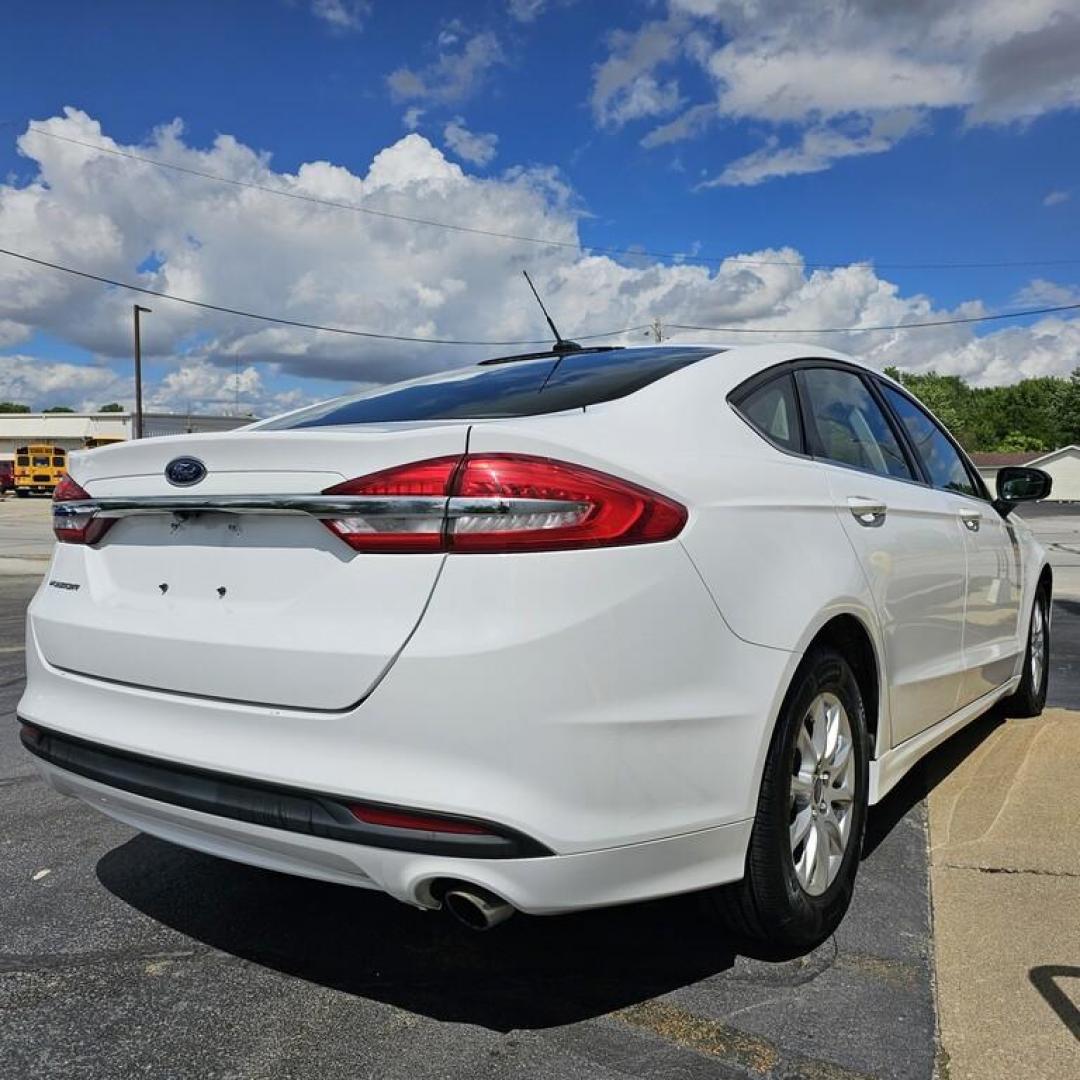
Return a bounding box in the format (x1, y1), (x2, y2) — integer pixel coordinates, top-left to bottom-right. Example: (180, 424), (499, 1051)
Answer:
(728, 369), (807, 457)
(871, 376), (992, 503)
(793, 363), (921, 483)
(729, 358), (991, 499)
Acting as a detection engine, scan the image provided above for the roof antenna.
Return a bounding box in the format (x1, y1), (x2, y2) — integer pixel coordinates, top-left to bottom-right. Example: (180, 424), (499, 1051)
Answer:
(522, 270), (581, 355)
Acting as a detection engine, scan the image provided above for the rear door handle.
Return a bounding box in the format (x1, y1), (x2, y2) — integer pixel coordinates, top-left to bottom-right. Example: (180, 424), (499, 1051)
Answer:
(847, 497), (887, 527)
(959, 509), (981, 533)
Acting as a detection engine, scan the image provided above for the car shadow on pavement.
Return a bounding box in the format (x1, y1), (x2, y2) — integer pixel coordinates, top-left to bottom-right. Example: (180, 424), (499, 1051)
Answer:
(863, 704), (1006, 859)
(93, 690), (1030, 1032)
(96, 837), (742, 1030)
(94, 710), (1006, 1032)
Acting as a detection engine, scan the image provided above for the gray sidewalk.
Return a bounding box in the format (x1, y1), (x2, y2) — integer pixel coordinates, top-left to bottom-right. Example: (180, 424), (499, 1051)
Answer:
(928, 687), (1080, 1074)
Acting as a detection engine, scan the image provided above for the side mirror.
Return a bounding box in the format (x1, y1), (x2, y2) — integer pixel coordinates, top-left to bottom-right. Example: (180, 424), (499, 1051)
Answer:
(994, 466), (1052, 515)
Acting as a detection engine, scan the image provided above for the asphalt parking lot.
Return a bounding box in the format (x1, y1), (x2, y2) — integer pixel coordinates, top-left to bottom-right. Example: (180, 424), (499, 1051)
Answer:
(1, 510), (1077, 1079)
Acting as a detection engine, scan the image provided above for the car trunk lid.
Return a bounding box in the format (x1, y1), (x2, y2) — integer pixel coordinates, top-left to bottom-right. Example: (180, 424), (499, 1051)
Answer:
(32, 426), (469, 711)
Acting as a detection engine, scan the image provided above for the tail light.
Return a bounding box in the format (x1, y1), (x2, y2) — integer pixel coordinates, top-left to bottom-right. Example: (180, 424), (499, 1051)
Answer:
(321, 454), (686, 553)
(322, 456), (460, 553)
(53, 475), (114, 545)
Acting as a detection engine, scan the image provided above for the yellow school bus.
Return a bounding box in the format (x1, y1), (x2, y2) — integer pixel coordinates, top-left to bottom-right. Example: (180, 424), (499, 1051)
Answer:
(83, 437), (125, 450)
(14, 444), (67, 496)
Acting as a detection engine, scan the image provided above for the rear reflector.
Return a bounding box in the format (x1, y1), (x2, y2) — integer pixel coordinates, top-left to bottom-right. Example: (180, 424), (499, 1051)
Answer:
(53, 475), (114, 545)
(320, 454), (686, 554)
(347, 803), (494, 835)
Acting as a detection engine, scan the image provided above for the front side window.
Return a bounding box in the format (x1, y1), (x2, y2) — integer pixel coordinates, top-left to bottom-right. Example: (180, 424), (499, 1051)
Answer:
(880, 385), (978, 497)
(735, 373), (802, 453)
(798, 367), (913, 480)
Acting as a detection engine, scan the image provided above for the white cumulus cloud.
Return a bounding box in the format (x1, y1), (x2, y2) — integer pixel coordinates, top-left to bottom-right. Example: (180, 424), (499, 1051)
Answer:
(508, 0), (546, 22)
(442, 118), (498, 166)
(0, 356), (126, 412)
(597, 1), (1080, 183)
(387, 30), (503, 104)
(1, 107), (1079, 420)
(592, 20), (685, 127)
(309, 0), (370, 33)
(707, 111), (924, 187)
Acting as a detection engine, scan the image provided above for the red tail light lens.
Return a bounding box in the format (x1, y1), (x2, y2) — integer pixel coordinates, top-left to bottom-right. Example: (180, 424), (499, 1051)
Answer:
(321, 456), (461, 552)
(451, 455), (687, 552)
(53, 475), (114, 545)
(348, 802), (493, 835)
(320, 454), (685, 553)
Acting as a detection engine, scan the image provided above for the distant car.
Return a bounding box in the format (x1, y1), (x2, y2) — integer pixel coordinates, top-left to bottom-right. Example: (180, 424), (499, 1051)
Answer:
(18, 344), (1053, 947)
(0, 460), (13, 493)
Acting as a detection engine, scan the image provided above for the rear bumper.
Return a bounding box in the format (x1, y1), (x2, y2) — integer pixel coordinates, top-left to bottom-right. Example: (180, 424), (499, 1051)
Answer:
(31, 754), (753, 914)
(20, 540), (798, 908)
(20, 722), (550, 859)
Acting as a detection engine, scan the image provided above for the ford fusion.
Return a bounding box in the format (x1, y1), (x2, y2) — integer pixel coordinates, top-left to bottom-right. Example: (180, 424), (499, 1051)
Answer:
(19, 344), (1052, 946)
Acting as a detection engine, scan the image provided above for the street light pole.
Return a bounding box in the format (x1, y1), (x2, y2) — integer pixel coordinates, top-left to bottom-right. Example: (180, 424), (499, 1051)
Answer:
(132, 304), (151, 439)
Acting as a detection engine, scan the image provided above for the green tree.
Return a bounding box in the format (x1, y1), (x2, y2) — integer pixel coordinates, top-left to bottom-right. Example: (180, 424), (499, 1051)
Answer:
(995, 431), (1047, 453)
(1052, 367), (1080, 446)
(883, 368), (973, 445)
(885, 366), (1077, 453)
(99, 403), (125, 412)
(0, 402), (30, 413)
(43, 406), (75, 413)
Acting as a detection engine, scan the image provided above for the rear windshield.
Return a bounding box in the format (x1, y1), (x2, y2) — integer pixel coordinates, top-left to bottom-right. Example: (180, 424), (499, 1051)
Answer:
(261, 346), (719, 429)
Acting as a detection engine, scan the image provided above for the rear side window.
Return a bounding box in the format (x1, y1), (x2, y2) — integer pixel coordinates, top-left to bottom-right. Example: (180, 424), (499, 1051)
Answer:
(734, 374), (802, 453)
(798, 367), (913, 480)
(262, 347), (718, 428)
(880, 385), (979, 497)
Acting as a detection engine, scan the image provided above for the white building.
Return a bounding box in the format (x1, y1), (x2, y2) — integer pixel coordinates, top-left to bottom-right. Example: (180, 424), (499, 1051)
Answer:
(0, 412), (255, 460)
(971, 446), (1080, 502)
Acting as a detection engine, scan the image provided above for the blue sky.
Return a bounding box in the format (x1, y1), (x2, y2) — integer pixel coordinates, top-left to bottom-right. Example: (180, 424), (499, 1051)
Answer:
(1, 0), (1079, 414)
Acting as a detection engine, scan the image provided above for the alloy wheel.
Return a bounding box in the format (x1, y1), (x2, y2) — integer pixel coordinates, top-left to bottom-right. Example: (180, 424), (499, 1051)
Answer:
(1030, 596), (1047, 692)
(789, 691), (856, 897)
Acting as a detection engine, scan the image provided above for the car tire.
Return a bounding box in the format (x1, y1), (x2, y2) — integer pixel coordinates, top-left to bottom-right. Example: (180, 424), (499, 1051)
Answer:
(710, 645), (870, 952)
(1001, 586), (1050, 719)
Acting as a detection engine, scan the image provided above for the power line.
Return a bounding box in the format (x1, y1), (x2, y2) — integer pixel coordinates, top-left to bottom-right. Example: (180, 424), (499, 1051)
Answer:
(0, 247), (646, 345)
(667, 301), (1080, 335)
(24, 126), (1080, 273)
(3, 246), (1076, 347)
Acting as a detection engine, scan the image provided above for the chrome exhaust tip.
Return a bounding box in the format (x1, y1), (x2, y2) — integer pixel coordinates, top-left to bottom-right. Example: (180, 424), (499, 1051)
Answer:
(443, 886), (515, 931)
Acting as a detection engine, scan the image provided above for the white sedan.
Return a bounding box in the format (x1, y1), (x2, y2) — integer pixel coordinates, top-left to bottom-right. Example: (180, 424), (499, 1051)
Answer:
(18, 343), (1052, 948)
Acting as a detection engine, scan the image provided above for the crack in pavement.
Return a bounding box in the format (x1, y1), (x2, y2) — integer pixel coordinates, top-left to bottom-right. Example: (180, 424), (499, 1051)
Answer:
(939, 862), (1080, 879)
(0, 774), (39, 788)
(0, 946), (208, 975)
(612, 998), (877, 1079)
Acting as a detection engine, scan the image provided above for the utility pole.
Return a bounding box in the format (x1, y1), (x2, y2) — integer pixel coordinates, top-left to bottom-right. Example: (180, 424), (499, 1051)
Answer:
(650, 316), (663, 343)
(132, 304), (151, 439)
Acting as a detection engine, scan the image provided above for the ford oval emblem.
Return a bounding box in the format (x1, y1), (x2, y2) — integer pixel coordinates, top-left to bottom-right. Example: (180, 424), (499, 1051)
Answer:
(165, 457), (207, 487)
